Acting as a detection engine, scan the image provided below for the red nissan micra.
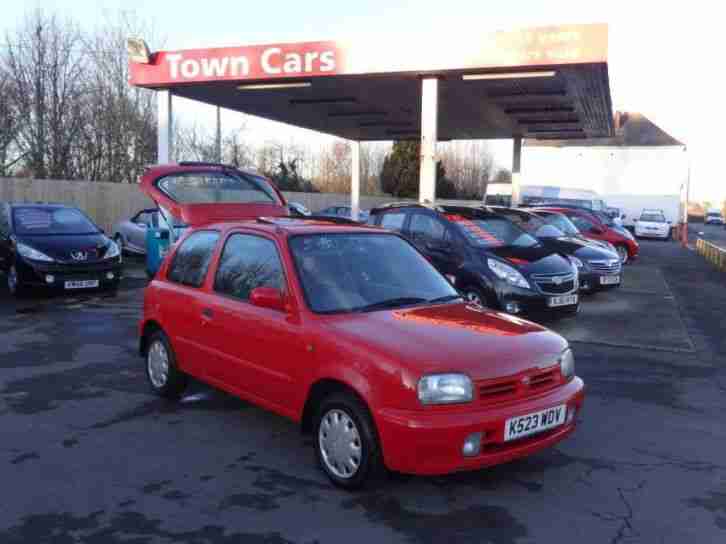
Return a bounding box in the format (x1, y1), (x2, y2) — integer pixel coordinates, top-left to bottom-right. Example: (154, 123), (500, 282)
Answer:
(138, 164), (585, 488)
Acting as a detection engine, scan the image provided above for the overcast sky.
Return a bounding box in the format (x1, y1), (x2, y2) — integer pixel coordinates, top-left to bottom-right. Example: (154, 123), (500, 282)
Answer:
(4, 0), (723, 203)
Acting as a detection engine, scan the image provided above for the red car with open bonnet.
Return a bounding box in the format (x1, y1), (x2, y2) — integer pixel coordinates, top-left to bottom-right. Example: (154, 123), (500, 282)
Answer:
(138, 163), (585, 488)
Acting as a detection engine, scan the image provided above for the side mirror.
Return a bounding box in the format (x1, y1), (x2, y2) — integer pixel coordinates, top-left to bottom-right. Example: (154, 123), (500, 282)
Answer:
(250, 287), (287, 312)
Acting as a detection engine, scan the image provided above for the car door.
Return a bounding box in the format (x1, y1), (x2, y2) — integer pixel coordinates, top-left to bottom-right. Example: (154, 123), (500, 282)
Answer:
(128, 211), (151, 251)
(0, 204), (11, 271)
(408, 212), (458, 276)
(200, 232), (307, 418)
(157, 230), (221, 378)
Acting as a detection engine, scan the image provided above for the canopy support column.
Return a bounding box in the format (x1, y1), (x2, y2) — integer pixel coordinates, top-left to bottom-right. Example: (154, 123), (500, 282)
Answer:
(351, 140), (361, 221)
(157, 90), (173, 163)
(511, 136), (522, 207)
(419, 77), (439, 205)
(215, 106), (222, 162)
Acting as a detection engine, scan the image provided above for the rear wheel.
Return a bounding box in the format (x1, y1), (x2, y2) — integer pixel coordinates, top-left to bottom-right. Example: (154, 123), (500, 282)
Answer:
(145, 330), (187, 399)
(463, 287), (488, 308)
(616, 244), (629, 265)
(314, 392), (383, 490)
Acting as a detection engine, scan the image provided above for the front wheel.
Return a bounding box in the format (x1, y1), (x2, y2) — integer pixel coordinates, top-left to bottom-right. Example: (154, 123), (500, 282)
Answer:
(314, 392), (383, 490)
(7, 265), (26, 298)
(463, 287), (488, 308)
(616, 245), (629, 265)
(145, 330), (187, 399)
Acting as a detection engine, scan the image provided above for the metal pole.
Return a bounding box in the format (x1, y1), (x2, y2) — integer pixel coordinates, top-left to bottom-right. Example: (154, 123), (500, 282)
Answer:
(511, 136), (522, 207)
(351, 141), (361, 221)
(419, 77), (439, 205)
(215, 106), (222, 163)
(683, 145), (691, 247)
(157, 90), (173, 163)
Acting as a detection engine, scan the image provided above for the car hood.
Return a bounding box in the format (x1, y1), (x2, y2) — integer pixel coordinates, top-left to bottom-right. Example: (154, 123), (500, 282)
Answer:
(17, 233), (111, 262)
(540, 237), (618, 260)
(322, 302), (568, 380)
(485, 245), (572, 276)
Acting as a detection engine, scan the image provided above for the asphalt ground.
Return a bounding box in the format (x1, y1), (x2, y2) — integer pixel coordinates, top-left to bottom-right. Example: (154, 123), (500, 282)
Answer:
(1, 240), (725, 544)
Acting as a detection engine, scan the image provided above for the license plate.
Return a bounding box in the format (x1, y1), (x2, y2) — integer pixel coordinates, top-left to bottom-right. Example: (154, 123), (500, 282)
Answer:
(547, 294), (578, 307)
(504, 404), (566, 441)
(600, 275), (620, 285)
(64, 280), (99, 290)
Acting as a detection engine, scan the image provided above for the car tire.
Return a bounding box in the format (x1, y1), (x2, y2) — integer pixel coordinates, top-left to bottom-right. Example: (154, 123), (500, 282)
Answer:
(615, 244), (629, 265)
(7, 265), (27, 298)
(463, 287), (489, 308)
(145, 330), (187, 399)
(314, 392), (384, 490)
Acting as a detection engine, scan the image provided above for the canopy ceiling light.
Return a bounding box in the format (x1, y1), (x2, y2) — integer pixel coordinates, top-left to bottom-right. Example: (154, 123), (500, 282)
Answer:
(237, 82), (311, 90)
(328, 110), (386, 118)
(463, 70), (556, 81)
(290, 97), (357, 105)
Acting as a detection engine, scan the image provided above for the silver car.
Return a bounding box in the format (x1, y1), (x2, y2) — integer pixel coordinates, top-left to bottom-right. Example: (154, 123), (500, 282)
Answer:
(112, 209), (156, 255)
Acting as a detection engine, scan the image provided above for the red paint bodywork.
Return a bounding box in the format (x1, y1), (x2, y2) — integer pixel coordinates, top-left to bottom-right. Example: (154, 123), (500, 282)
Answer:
(538, 207), (639, 260)
(140, 218), (584, 475)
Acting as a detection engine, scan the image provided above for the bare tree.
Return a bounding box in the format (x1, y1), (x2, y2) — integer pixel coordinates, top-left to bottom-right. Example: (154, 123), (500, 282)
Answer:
(4, 11), (89, 179)
(0, 64), (21, 176)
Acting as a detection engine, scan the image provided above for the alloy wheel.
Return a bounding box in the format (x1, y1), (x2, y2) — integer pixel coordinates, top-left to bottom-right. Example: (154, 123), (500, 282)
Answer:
(616, 245), (629, 264)
(318, 408), (362, 479)
(147, 340), (170, 389)
(465, 291), (483, 307)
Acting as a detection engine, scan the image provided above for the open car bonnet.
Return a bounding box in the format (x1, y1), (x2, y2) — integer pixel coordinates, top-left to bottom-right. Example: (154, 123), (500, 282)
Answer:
(139, 164), (289, 227)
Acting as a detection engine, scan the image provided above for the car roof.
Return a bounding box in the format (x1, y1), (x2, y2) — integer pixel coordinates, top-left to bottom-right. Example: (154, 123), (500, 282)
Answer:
(196, 216), (385, 237)
(370, 202), (500, 219)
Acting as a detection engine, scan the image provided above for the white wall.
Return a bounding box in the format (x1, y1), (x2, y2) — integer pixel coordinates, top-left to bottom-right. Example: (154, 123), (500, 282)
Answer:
(522, 145), (688, 197)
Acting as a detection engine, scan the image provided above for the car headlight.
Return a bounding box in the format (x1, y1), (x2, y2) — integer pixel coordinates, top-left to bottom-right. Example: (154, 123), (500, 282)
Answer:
(105, 240), (121, 260)
(559, 348), (575, 380)
(16, 242), (54, 262)
(487, 259), (530, 289)
(418, 373), (473, 405)
(568, 256), (584, 270)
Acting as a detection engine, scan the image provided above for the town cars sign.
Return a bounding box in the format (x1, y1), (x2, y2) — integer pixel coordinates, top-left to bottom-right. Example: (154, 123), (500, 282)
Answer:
(128, 24), (608, 88)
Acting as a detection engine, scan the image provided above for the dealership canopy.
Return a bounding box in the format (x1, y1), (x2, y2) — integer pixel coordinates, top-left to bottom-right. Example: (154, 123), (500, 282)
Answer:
(128, 23), (614, 213)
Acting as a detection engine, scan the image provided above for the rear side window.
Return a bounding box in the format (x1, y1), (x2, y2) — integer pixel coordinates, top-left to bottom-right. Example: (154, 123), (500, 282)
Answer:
(410, 213), (446, 241)
(380, 212), (406, 231)
(158, 171), (278, 204)
(167, 230), (220, 287)
(214, 234), (285, 301)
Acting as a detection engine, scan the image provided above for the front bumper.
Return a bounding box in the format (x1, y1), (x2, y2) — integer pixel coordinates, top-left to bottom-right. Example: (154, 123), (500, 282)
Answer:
(635, 228), (670, 239)
(17, 258), (123, 291)
(493, 281), (579, 316)
(578, 270), (621, 292)
(376, 377), (585, 475)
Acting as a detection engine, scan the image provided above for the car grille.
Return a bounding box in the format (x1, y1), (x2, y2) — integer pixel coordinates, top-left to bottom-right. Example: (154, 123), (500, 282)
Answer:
(588, 259), (621, 273)
(531, 272), (577, 295)
(477, 367), (561, 406)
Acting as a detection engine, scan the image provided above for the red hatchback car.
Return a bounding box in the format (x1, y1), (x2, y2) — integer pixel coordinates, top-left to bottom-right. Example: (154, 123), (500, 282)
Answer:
(138, 165), (585, 488)
(534, 206), (639, 264)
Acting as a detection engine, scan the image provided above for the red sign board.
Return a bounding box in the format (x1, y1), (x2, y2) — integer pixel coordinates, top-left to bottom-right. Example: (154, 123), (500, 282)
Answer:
(129, 41), (345, 87)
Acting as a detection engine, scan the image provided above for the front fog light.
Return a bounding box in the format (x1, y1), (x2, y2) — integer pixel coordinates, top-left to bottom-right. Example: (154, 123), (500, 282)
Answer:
(504, 301), (521, 314)
(462, 432), (483, 457)
(45, 274), (55, 284)
(106, 272), (115, 280)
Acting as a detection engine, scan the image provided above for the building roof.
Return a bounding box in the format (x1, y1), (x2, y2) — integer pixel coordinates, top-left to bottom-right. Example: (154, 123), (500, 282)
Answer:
(129, 24), (613, 142)
(524, 111), (683, 147)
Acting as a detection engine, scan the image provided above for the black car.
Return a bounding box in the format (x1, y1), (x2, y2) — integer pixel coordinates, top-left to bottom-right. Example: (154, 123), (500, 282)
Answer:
(369, 204), (579, 316)
(489, 207), (622, 293)
(0, 203), (123, 297)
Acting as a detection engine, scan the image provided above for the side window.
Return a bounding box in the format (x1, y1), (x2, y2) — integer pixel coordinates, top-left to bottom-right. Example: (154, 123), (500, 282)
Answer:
(0, 205), (9, 237)
(167, 231), (220, 287)
(380, 212), (406, 231)
(410, 213), (446, 241)
(569, 214), (595, 232)
(214, 234), (285, 301)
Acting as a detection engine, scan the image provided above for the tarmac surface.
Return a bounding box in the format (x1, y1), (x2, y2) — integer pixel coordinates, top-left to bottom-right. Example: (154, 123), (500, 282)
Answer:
(1, 237), (725, 544)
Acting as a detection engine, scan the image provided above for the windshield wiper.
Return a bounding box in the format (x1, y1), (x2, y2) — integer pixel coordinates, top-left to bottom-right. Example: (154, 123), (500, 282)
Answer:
(427, 294), (462, 304)
(353, 297), (429, 313)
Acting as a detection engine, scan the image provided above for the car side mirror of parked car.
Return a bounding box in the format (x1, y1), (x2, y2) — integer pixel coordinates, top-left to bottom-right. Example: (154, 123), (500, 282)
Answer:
(250, 287), (287, 312)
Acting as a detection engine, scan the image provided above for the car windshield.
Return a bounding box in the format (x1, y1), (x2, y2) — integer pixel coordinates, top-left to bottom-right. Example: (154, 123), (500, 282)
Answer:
(446, 214), (539, 249)
(158, 171), (279, 204)
(640, 213), (666, 222)
(289, 233), (459, 314)
(12, 207), (100, 236)
(540, 213), (581, 236)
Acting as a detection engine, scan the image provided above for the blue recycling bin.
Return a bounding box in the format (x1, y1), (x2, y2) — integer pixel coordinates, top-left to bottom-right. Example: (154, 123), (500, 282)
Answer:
(145, 212), (186, 278)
